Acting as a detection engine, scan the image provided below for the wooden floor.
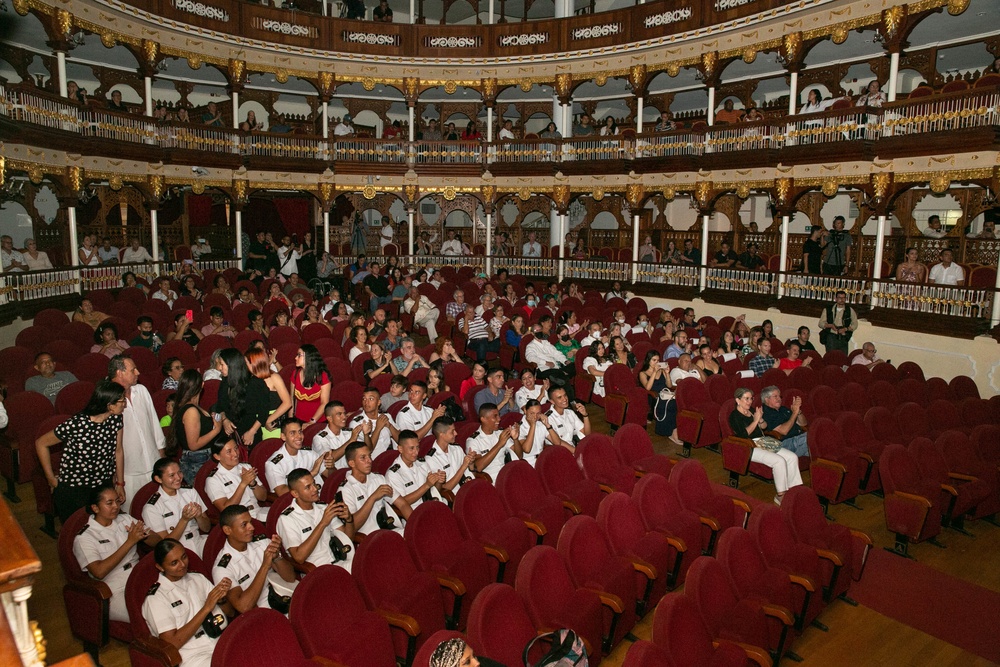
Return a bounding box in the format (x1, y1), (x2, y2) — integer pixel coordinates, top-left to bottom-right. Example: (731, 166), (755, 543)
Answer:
(10, 405), (1000, 667)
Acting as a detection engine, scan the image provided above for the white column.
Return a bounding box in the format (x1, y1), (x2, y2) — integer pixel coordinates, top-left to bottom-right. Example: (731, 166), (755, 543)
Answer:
(67, 206), (79, 266)
(699, 214), (710, 291)
(57, 52), (67, 97)
(788, 72), (799, 115)
(777, 214), (790, 297)
(407, 209), (415, 256)
(4, 587), (43, 667)
(631, 213), (640, 283)
(489, 0), (494, 23)
(409, 106), (415, 142)
(992, 258), (1000, 327)
(549, 209), (561, 251)
(150, 209), (160, 268)
(887, 52), (900, 102)
(554, 0), (568, 17)
(707, 87), (715, 126)
(232, 91), (239, 129)
(561, 103), (572, 138)
(486, 108), (494, 142)
(410, 0), (416, 23)
(552, 96), (562, 134)
(636, 97), (644, 134)
(558, 213), (567, 282)
(235, 210), (243, 264)
(144, 76), (153, 117)
(485, 212), (493, 275)
(323, 210), (331, 253)
(871, 214), (887, 307)
(322, 102), (329, 139)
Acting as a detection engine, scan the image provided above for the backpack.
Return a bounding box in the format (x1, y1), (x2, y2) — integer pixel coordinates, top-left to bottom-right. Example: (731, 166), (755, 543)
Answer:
(523, 629), (589, 667)
(441, 396), (465, 423)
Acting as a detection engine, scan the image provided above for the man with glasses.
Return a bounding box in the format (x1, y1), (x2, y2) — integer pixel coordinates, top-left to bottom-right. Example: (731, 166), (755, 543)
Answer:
(851, 342), (889, 369)
(818, 290), (857, 354)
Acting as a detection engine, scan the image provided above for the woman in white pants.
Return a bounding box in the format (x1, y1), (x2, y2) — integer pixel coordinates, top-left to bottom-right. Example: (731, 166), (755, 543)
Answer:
(728, 387), (803, 505)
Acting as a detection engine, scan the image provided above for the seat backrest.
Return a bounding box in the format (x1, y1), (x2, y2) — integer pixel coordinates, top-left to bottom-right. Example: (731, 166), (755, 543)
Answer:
(879, 444), (924, 496)
(667, 458), (713, 508)
(604, 364), (635, 394)
(248, 439), (284, 493)
(514, 546), (578, 625)
(675, 376), (710, 410)
(896, 402), (929, 444)
(403, 500), (466, 571)
(353, 530), (423, 608)
(613, 422), (655, 464)
(716, 527), (770, 601)
(595, 491), (648, 555)
(685, 556), (742, 637)
(58, 508), (93, 582)
(809, 385), (841, 417)
(536, 444), (586, 495)
(6, 391), (55, 438)
(467, 584), (537, 667)
(212, 607), (306, 666)
(908, 437), (949, 484)
(54, 381), (95, 416)
(807, 417), (845, 461)
(949, 375), (979, 400)
(289, 564), (384, 656)
(129, 481), (161, 520)
(453, 478), (511, 540)
(651, 593), (717, 664)
(556, 514), (620, 591)
(864, 405), (902, 444)
(926, 399), (961, 431)
(780, 486), (830, 546)
(495, 460), (549, 515)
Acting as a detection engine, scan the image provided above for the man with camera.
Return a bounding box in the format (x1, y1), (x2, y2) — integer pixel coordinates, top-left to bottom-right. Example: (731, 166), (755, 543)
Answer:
(277, 469), (355, 571)
(818, 290), (858, 354)
(340, 442), (410, 535)
(822, 216), (852, 276)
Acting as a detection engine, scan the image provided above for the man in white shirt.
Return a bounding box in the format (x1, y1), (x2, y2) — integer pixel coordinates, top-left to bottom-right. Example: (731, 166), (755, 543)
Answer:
(419, 417), (476, 496)
(544, 387), (590, 450)
(402, 289), (441, 342)
(440, 229), (463, 256)
(277, 469), (355, 571)
(277, 237), (300, 278)
(525, 316), (574, 387)
(395, 381), (446, 440)
(109, 355), (165, 502)
(340, 442), (411, 535)
(97, 237), (119, 265)
(580, 322), (606, 348)
(191, 238), (212, 260)
(928, 249), (965, 286)
(468, 403), (519, 482)
(122, 238), (154, 263)
(386, 430), (445, 508)
(379, 217), (394, 251)
(922, 215), (948, 238)
(498, 119), (516, 140)
(212, 505), (295, 613)
(522, 231), (542, 258)
(0, 235), (27, 272)
(265, 419), (331, 496)
(347, 388), (397, 458)
(333, 114), (354, 137)
(313, 401), (370, 469)
(151, 278), (178, 309)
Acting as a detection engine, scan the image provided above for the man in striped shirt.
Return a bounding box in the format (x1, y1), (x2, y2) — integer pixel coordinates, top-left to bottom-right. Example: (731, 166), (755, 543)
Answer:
(459, 304), (499, 363)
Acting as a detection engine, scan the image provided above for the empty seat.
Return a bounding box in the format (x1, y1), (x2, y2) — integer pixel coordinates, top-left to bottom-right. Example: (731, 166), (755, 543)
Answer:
(926, 399), (967, 436)
(576, 433), (637, 495)
(613, 423), (675, 479)
(604, 365), (650, 430)
(211, 608), (316, 667)
(909, 437), (990, 533)
(669, 459), (750, 555)
(675, 378), (723, 456)
(0, 390), (55, 496)
(632, 473), (705, 575)
(807, 417), (868, 509)
(879, 443), (944, 557)
(867, 379), (901, 410)
(949, 375), (979, 400)
(467, 584), (541, 666)
(453, 478), (533, 585)
(838, 381), (871, 415)
(936, 430), (1000, 521)
(495, 460), (567, 548)
(536, 445), (604, 518)
(864, 405), (905, 447)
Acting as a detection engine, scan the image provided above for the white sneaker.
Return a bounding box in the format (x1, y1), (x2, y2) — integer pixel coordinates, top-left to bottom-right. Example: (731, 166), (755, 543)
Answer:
(773, 494), (782, 506)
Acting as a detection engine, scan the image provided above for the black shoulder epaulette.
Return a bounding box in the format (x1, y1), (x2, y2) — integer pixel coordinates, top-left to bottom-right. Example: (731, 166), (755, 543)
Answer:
(251, 534), (267, 542)
(388, 463), (400, 473)
(338, 477), (349, 488)
(281, 506), (295, 516)
(147, 582), (160, 596)
(270, 453), (284, 464)
(77, 523), (90, 535)
(545, 409), (554, 417)
(472, 431), (481, 439)
(207, 468), (218, 477)
(426, 447), (437, 458)
(217, 554), (231, 568)
(401, 406), (410, 413)
(147, 492), (161, 505)
(318, 431), (328, 438)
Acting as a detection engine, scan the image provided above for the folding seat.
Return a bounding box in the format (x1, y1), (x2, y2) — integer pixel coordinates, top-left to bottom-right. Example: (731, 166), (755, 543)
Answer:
(623, 594), (768, 667)
(971, 423), (1000, 465)
(267, 325), (301, 349)
(536, 445), (603, 518)
(685, 556), (795, 664)
(35, 307), (71, 330)
(329, 380), (365, 414)
(808, 385), (843, 419)
(300, 322), (333, 345)
(960, 397), (993, 429)
(210, 608), (316, 667)
(289, 564), (396, 666)
(576, 433), (637, 495)
(353, 530), (448, 664)
(864, 405), (905, 447)
(632, 472), (705, 564)
(473, 582), (555, 665)
(893, 377), (926, 406)
(58, 321), (100, 347)
(781, 486), (873, 603)
(574, 353), (599, 406)
(835, 381), (870, 416)
(925, 377), (956, 402)
(515, 546), (607, 661)
(557, 515), (637, 647)
(85, 290), (115, 313)
(789, 366), (819, 393)
(869, 362), (898, 384)
(495, 460), (566, 548)
(896, 401), (931, 444)
(717, 398), (805, 492)
(69, 352), (110, 385)
(879, 443), (944, 557)
(55, 380), (96, 416)
(705, 373), (733, 405)
(926, 399), (968, 436)
(604, 364), (650, 430)
(197, 334), (233, 365)
(807, 417), (868, 510)
(405, 500), (493, 629)
(760, 368), (788, 394)
(247, 438), (284, 494)
(45, 338), (86, 366)
(0, 390), (54, 499)
(936, 430), (1000, 521)
(233, 329), (265, 353)
(894, 361), (923, 382)
(452, 478), (533, 585)
(909, 437), (991, 533)
(844, 363), (874, 387)
(670, 458), (751, 554)
(16, 325), (57, 352)
(716, 527), (813, 634)
(949, 375), (980, 400)
(613, 423), (675, 479)
(157, 339), (197, 371)
(412, 630), (479, 667)
(747, 505), (827, 628)
(674, 377), (723, 457)
(865, 379), (899, 410)
(57, 508), (135, 663)
(820, 364), (846, 389)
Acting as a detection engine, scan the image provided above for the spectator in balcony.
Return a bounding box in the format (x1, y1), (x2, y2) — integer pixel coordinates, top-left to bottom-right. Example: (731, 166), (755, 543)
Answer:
(1, 235), (27, 272)
(599, 116), (619, 136)
(922, 214), (948, 238)
(175, 107), (190, 123)
(522, 231), (542, 258)
(78, 234), (100, 267)
(415, 231), (433, 255)
(202, 101), (224, 127)
(498, 119), (516, 140)
(153, 105), (170, 124)
(654, 111), (676, 132)
(422, 119), (442, 141)
(895, 247), (928, 284)
(277, 236), (301, 278)
(744, 105), (764, 123)
(574, 113), (595, 136)
(269, 113), (291, 134)
(494, 231), (512, 256)
(855, 80), (886, 107)
(801, 227), (824, 275)
(66, 80), (87, 104)
(714, 99), (744, 124)
(378, 216), (394, 252)
(928, 248), (965, 286)
(822, 216), (852, 275)
(373, 0), (392, 21)
(679, 238), (700, 265)
(462, 121), (483, 141)
(190, 237), (212, 260)
(710, 241), (738, 268)
(122, 237), (153, 264)
(107, 90), (129, 113)
(98, 237), (119, 265)
(661, 239), (681, 265)
(798, 88), (849, 115)
(540, 121), (561, 139)
(334, 114), (354, 137)
(23, 238), (53, 270)
(344, 0), (365, 19)
(382, 119), (402, 139)
(239, 110), (260, 132)
(736, 243), (764, 271)
(444, 122), (460, 141)
(977, 220), (996, 239)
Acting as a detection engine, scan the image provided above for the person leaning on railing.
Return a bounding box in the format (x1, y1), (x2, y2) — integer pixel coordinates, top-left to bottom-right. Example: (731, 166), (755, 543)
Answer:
(22, 238), (53, 270)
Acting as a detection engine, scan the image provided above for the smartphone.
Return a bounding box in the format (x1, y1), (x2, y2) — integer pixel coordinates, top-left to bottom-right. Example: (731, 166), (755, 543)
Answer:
(185, 309), (194, 322)
(183, 259), (193, 265)
(223, 320), (229, 327)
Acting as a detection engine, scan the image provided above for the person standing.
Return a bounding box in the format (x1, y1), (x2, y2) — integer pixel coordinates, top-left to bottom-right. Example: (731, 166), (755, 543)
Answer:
(109, 355), (165, 503)
(821, 216), (852, 276)
(817, 290), (858, 355)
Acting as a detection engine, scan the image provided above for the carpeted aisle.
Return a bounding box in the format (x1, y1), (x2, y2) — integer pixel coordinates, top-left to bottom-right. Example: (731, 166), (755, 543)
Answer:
(850, 548), (1000, 663)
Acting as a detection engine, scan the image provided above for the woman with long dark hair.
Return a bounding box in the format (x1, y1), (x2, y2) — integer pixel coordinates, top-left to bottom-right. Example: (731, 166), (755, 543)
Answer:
(289, 344), (331, 426)
(582, 340), (612, 398)
(246, 347), (292, 440)
(36, 379), (127, 521)
(174, 369), (222, 483)
(215, 348), (270, 449)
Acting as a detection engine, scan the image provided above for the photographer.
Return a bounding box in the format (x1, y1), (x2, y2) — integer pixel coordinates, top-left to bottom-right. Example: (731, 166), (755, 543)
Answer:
(822, 216), (852, 276)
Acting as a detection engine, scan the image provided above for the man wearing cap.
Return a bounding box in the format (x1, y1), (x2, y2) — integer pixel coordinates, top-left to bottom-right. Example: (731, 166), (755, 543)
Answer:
(191, 237), (212, 261)
(334, 115), (354, 137)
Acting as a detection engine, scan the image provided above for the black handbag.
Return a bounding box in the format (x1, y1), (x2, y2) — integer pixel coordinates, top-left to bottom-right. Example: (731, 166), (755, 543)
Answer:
(376, 504), (396, 530)
(201, 612), (226, 638)
(267, 584), (291, 614)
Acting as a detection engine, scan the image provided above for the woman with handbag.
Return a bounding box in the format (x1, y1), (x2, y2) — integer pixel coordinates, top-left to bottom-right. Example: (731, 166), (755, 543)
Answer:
(639, 351), (680, 445)
(728, 387), (802, 505)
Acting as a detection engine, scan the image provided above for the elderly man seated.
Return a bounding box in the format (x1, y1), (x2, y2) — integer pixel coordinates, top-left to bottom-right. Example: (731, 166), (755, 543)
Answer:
(760, 385), (810, 457)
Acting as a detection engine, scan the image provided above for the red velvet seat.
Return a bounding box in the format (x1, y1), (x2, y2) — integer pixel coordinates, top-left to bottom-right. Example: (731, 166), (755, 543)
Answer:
(864, 405), (905, 447)
(72, 352), (114, 384)
(896, 361), (925, 382)
(604, 365), (649, 429)
(55, 380), (96, 416)
(669, 459), (751, 555)
(807, 417), (868, 509)
(468, 583), (554, 666)
(0, 390), (54, 497)
(949, 374), (979, 400)
(495, 460), (567, 548)
(576, 433), (637, 495)
(808, 385), (843, 419)
(157, 340), (197, 371)
(452, 478), (533, 585)
(674, 377), (723, 457)
(926, 399), (968, 436)
(613, 423), (675, 479)
(211, 608), (316, 667)
(895, 401), (931, 444)
(936, 430), (1000, 521)
(879, 443), (944, 557)
(536, 445), (604, 518)
(909, 436), (991, 533)
(632, 472), (705, 576)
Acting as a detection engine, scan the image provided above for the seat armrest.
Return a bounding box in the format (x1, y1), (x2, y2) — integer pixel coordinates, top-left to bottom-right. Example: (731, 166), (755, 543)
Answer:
(948, 472), (978, 483)
(522, 518), (546, 537)
(131, 636), (182, 666)
(698, 515), (721, 531)
(65, 578), (113, 600)
(814, 458), (847, 474)
(815, 548), (844, 566)
(583, 588), (624, 614)
(849, 529), (874, 546)
(721, 640), (773, 667)
(377, 609), (421, 636)
(892, 490), (932, 508)
(435, 573), (467, 596)
(597, 483), (615, 494)
(483, 543), (509, 563)
(630, 557), (657, 581)
(561, 499), (582, 515)
(729, 497), (752, 515)
(760, 603), (795, 626)
(311, 657), (350, 667)
(788, 573), (816, 593)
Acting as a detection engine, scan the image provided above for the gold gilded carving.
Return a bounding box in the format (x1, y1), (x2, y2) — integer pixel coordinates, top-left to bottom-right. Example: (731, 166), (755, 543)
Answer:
(518, 187), (532, 201)
(626, 183), (644, 208)
(0, 156), (5, 188)
(947, 0), (970, 15)
(191, 182), (205, 195)
(480, 184), (495, 205)
(101, 32), (117, 48)
(736, 183), (751, 199)
(228, 59), (246, 84)
(233, 179), (248, 204)
(822, 179), (839, 197)
(929, 173), (950, 194)
(141, 39), (159, 67)
(831, 25), (849, 44)
(594, 73), (608, 86)
(628, 64), (647, 93)
(553, 184), (570, 210)
(700, 51), (718, 81)
(187, 56), (203, 70)
(362, 77), (377, 91)
(274, 69), (288, 84)
(592, 188), (605, 201)
(362, 183), (377, 200)
(741, 48), (757, 64)
(519, 80), (533, 93)
(318, 72), (334, 97)
(27, 165), (44, 184)
(108, 174), (123, 191)
(443, 81), (458, 94)
(68, 166), (83, 193)
(881, 5), (907, 42)
(554, 73), (572, 99)
(12, 0), (29, 16)
(320, 182), (335, 204)
(871, 172), (892, 201)
(148, 174), (163, 200)
(780, 32), (802, 66)
(774, 177), (793, 206)
(662, 186), (675, 201)
(442, 186), (457, 201)
(666, 63), (680, 77)
(31, 621), (46, 664)
(404, 184), (418, 206)
(56, 9), (72, 36)
(403, 77), (419, 102)
(695, 181), (712, 209)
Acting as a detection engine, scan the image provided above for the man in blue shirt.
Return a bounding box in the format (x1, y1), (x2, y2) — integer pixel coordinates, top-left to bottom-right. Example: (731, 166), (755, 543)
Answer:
(760, 385), (810, 457)
(664, 330), (690, 360)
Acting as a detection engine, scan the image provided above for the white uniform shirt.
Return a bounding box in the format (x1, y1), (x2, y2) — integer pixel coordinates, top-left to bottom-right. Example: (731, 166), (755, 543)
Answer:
(525, 338), (567, 369)
(395, 403), (434, 435)
(73, 514), (139, 622)
(466, 429), (514, 482)
(441, 239), (463, 256)
(265, 447), (319, 493)
(276, 501), (353, 572)
(546, 407), (585, 446)
(522, 242), (542, 258)
(386, 459), (441, 507)
(312, 427), (355, 470)
(348, 412), (394, 459)
(122, 384), (165, 504)
(340, 473), (402, 535)
(418, 443), (473, 485)
(515, 385), (548, 411)
(582, 357), (612, 397)
(204, 464), (268, 521)
(142, 572), (225, 667)
(518, 419), (548, 467)
(142, 487), (208, 557)
(929, 262), (965, 286)
(211, 537), (270, 609)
